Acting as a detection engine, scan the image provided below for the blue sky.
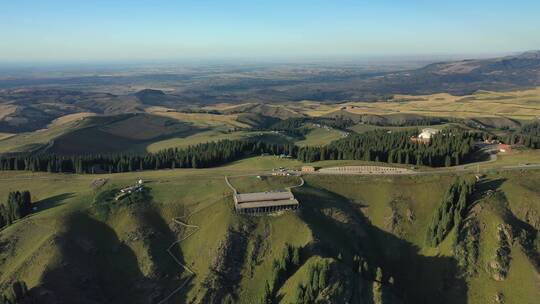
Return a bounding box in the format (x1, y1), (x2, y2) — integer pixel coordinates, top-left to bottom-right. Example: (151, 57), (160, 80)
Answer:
(1, 0), (540, 63)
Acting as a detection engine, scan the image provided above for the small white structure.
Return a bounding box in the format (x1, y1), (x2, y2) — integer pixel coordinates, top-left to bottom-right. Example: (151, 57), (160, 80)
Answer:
(116, 181), (144, 201)
(418, 128), (440, 140)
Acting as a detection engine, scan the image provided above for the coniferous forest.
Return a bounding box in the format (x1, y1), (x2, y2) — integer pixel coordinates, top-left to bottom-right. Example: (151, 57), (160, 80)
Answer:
(0, 129), (481, 174)
(425, 177), (476, 247)
(297, 129), (480, 167)
(506, 121), (540, 148)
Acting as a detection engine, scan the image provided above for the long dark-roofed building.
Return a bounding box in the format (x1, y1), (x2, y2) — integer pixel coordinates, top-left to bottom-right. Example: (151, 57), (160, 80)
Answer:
(234, 190), (299, 215)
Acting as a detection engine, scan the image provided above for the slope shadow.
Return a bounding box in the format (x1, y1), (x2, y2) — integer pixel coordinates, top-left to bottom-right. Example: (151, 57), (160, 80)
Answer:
(293, 184), (468, 304)
(474, 178), (507, 197)
(32, 192), (75, 213)
(31, 211), (190, 304)
(467, 178), (507, 210)
(44, 118), (208, 155)
(140, 207), (195, 300)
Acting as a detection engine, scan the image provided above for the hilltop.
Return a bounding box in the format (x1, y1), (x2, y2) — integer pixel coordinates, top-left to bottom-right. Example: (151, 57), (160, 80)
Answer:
(0, 157), (539, 303)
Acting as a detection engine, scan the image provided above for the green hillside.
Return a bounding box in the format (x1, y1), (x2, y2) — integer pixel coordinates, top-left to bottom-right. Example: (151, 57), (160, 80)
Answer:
(0, 113), (202, 155)
(0, 157), (538, 303)
(295, 126), (345, 147)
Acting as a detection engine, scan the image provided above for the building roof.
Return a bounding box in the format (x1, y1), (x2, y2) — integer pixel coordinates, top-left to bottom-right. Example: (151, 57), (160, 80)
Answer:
(418, 128), (440, 139)
(234, 191), (293, 203)
(235, 199), (299, 210)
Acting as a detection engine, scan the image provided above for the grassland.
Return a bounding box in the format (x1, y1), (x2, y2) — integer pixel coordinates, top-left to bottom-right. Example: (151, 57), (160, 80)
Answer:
(1, 86), (540, 303)
(146, 130), (249, 152)
(0, 113), (202, 154)
(100, 114), (195, 140)
(303, 174), (455, 247)
(227, 175), (302, 193)
(348, 88), (540, 120)
(0, 158), (539, 303)
(301, 88), (540, 120)
(0, 133), (14, 141)
(0, 158), (309, 302)
(295, 126), (345, 147)
(302, 171), (540, 304)
(46, 112), (96, 128)
(0, 119), (83, 153)
(479, 149), (540, 168)
(0, 104), (17, 120)
(145, 130), (292, 153)
(2, 86), (539, 156)
(146, 107), (250, 129)
(202, 87), (540, 121)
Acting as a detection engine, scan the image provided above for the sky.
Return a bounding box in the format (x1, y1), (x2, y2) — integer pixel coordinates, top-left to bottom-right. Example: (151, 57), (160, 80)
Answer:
(1, 0), (540, 63)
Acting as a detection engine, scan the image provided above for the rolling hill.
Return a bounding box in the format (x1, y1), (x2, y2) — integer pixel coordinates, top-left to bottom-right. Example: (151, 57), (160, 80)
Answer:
(1, 52), (540, 303)
(0, 158), (538, 303)
(0, 113), (202, 155)
(364, 51), (540, 96)
(1, 52), (540, 137)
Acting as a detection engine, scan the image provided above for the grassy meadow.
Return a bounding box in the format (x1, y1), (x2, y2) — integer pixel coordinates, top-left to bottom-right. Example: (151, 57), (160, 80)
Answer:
(228, 175), (302, 193)
(295, 126), (345, 147)
(301, 88), (540, 120)
(1, 156), (538, 302)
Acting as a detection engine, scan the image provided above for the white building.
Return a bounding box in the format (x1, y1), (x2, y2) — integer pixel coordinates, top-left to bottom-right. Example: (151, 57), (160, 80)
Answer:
(418, 128), (440, 140)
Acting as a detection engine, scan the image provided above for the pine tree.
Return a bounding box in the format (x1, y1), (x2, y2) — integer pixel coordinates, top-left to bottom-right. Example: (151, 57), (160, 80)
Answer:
(262, 281), (273, 304)
(191, 156), (198, 168)
(291, 247), (300, 266)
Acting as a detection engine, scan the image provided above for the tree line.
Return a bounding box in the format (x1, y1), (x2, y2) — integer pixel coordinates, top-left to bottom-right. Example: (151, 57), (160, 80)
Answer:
(426, 177), (476, 247)
(0, 191), (32, 230)
(0, 140), (298, 174)
(506, 121), (540, 149)
(0, 128), (480, 174)
(297, 129), (479, 167)
(264, 116), (355, 138)
(262, 244), (302, 304)
(292, 260), (332, 304)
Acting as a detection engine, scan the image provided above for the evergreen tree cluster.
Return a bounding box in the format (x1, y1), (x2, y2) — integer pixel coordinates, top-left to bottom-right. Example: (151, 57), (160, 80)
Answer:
(266, 116), (355, 138)
(293, 260), (333, 304)
(426, 178), (476, 247)
(520, 120), (540, 137)
(363, 115), (447, 127)
(267, 118), (311, 138)
(0, 191), (32, 230)
(0, 140), (297, 174)
(506, 121), (540, 149)
(261, 244), (302, 304)
(297, 129), (478, 167)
